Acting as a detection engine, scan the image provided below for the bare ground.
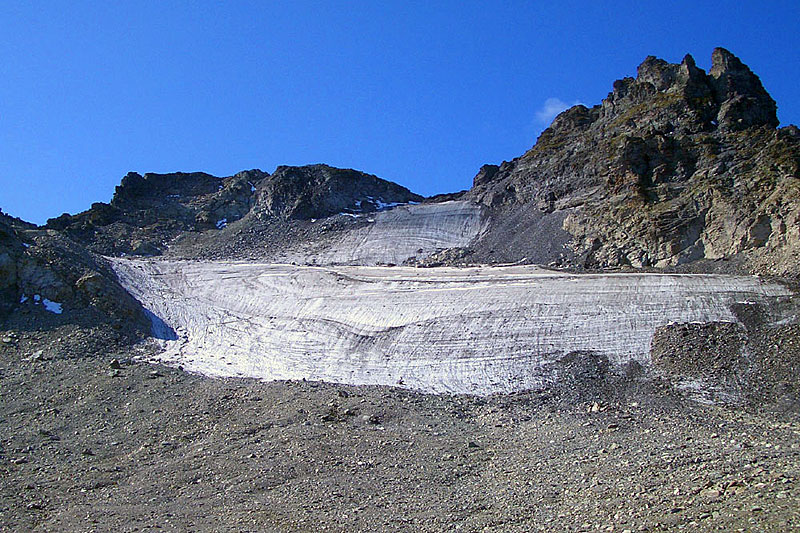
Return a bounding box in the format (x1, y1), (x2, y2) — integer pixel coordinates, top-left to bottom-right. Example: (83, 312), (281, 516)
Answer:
(1, 325), (799, 532)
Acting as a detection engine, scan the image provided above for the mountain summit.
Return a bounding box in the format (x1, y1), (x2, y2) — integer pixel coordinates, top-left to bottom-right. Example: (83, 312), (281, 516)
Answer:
(38, 48), (799, 277)
(464, 48), (799, 275)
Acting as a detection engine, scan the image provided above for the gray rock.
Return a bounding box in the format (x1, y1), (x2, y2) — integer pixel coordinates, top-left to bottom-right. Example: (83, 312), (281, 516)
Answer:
(461, 48), (799, 276)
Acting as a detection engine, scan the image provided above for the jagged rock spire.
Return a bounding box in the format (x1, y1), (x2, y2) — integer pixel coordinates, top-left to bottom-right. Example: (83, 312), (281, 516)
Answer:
(709, 47), (778, 130)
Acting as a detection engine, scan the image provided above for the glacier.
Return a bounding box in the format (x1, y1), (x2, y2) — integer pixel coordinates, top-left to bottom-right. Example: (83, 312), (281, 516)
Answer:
(110, 259), (796, 395)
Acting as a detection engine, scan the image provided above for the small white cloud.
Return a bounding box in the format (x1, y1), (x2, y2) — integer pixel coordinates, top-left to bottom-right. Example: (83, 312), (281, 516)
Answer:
(535, 97), (571, 126)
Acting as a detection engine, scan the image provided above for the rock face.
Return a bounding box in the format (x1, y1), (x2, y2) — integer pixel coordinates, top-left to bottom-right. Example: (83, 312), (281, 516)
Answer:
(0, 214), (31, 317)
(465, 48), (800, 276)
(253, 164), (422, 220)
(46, 169), (270, 256)
(0, 211), (147, 331)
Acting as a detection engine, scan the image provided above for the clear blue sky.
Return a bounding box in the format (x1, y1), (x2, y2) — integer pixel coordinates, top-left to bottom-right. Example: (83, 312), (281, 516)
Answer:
(2, 1), (799, 225)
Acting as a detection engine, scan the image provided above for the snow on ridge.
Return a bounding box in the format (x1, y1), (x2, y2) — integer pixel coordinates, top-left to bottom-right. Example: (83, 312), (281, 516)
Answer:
(366, 195), (413, 212)
(19, 293), (63, 314)
(341, 196), (419, 217)
(43, 299), (63, 314)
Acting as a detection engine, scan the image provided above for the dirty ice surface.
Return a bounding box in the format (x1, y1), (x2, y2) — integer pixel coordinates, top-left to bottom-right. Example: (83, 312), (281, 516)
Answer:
(110, 260), (796, 395)
(278, 201), (486, 266)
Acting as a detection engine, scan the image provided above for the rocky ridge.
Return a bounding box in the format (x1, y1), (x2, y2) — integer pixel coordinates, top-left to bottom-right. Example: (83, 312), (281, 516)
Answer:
(464, 48), (800, 276)
(0, 212), (144, 325)
(45, 169), (264, 256)
(25, 49), (800, 279)
(45, 164), (421, 258)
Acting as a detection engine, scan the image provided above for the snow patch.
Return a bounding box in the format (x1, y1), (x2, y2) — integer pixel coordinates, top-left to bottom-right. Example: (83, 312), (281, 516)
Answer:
(22, 294), (63, 313)
(248, 182), (256, 193)
(216, 218), (228, 229)
(22, 243), (30, 248)
(366, 196), (410, 212)
(375, 199), (403, 210)
(342, 196), (418, 217)
(43, 299), (63, 314)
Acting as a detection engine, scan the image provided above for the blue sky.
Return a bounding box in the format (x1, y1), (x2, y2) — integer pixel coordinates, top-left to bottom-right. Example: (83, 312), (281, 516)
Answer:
(2, 1), (799, 225)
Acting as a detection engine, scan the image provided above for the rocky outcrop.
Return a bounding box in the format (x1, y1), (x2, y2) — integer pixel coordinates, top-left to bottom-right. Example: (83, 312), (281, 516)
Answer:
(651, 312), (800, 409)
(708, 47), (779, 131)
(465, 48), (799, 276)
(0, 211), (147, 331)
(0, 215), (29, 317)
(46, 169), (270, 256)
(252, 164), (422, 220)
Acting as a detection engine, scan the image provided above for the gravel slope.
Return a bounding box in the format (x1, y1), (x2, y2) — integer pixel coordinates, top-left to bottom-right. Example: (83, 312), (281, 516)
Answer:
(1, 335), (799, 532)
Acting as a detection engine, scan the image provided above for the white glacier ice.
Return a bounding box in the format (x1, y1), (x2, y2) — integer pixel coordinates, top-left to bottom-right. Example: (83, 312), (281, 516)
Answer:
(110, 259), (796, 395)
